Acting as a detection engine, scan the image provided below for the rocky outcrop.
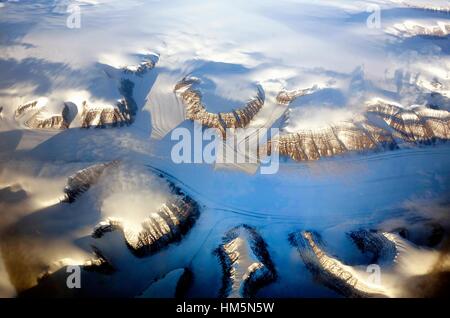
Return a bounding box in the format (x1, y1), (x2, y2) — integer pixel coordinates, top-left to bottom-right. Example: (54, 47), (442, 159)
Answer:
(173, 76), (200, 92)
(11, 57), (149, 131)
(367, 101), (450, 142)
(14, 101), (72, 130)
(138, 267), (193, 298)
(25, 114), (69, 129)
(0, 184), (27, 203)
(14, 101), (41, 119)
(24, 103), (71, 130)
(123, 55), (158, 76)
(62, 161), (119, 203)
(175, 267), (194, 298)
(15, 81), (139, 130)
(349, 230), (398, 265)
(289, 231), (386, 298)
(14, 100), (74, 130)
(387, 21), (450, 38)
(265, 96), (450, 162)
(82, 252), (115, 275)
(80, 79), (137, 128)
(396, 222), (445, 248)
(37, 248), (115, 285)
(175, 77), (265, 137)
(266, 121), (397, 161)
(14, 66), (142, 130)
(81, 57), (148, 128)
(80, 101), (130, 128)
(276, 85), (319, 105)
(92, 186), (200, 257)
(215, 225), (276, 298)
(123, 61), (155, 76)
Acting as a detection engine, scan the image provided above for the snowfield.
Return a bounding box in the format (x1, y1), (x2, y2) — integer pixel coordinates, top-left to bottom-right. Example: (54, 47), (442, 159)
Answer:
(0, 0), (449, 298)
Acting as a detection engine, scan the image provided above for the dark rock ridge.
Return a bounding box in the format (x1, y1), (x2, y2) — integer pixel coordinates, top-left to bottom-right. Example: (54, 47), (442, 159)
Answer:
(14, 100), (40, 118)
(25, 103), (71, 130)
(266, 121), (397, 161)
(349, 229), (398, 265)
(14, 101), (72, 129)
(0, 184), (27, 203)
(62, 161), (119, 203)
(389, 22), (450, 38)
(15, 77), (140, 130)
(80, 79), (137, 128)
(175, 77), (265, 137)
(366, 102), (450, 142)
(396, 222), (445, 248)
(175, 267), (194, 298)
(82, 252), (115, 275)
(289, 231), (386, 298)
(37, 247), (115, 286)
(265, 98), (450, 162)
(137, 267), (193, 298)
(276, 85), (319, 105)
(79, 56), (150, 128)
(25, 113), (69, 129)
(122, 59), (156, 76)
(215, 224), (277, 298)
(80, 101), (129, 128)
(19, 251), (115, 298)
(92, 181), (200, 258)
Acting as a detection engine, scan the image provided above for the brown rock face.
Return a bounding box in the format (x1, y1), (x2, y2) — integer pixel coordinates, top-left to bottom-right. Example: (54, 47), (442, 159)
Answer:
(80, 79), (137, 128)
(266, 121), (397, 162)
(266, 98), (450, 162)
(215, 224), (277, 298)
(367, 101), (450, 142)
(25, 115), (69, 129)
(21, 103), (71, 130)
(122, 59), (156, 76)
(14, 101), (40, 119)
(80, 101), (131, 128)
(175, 77), (264, 137)
(289, 231), (386, 298)
(276, 86), (319, 105)
(389, 22), (450, 38)
(92, 181), (200, 258)
(63, 161), (119, 203)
